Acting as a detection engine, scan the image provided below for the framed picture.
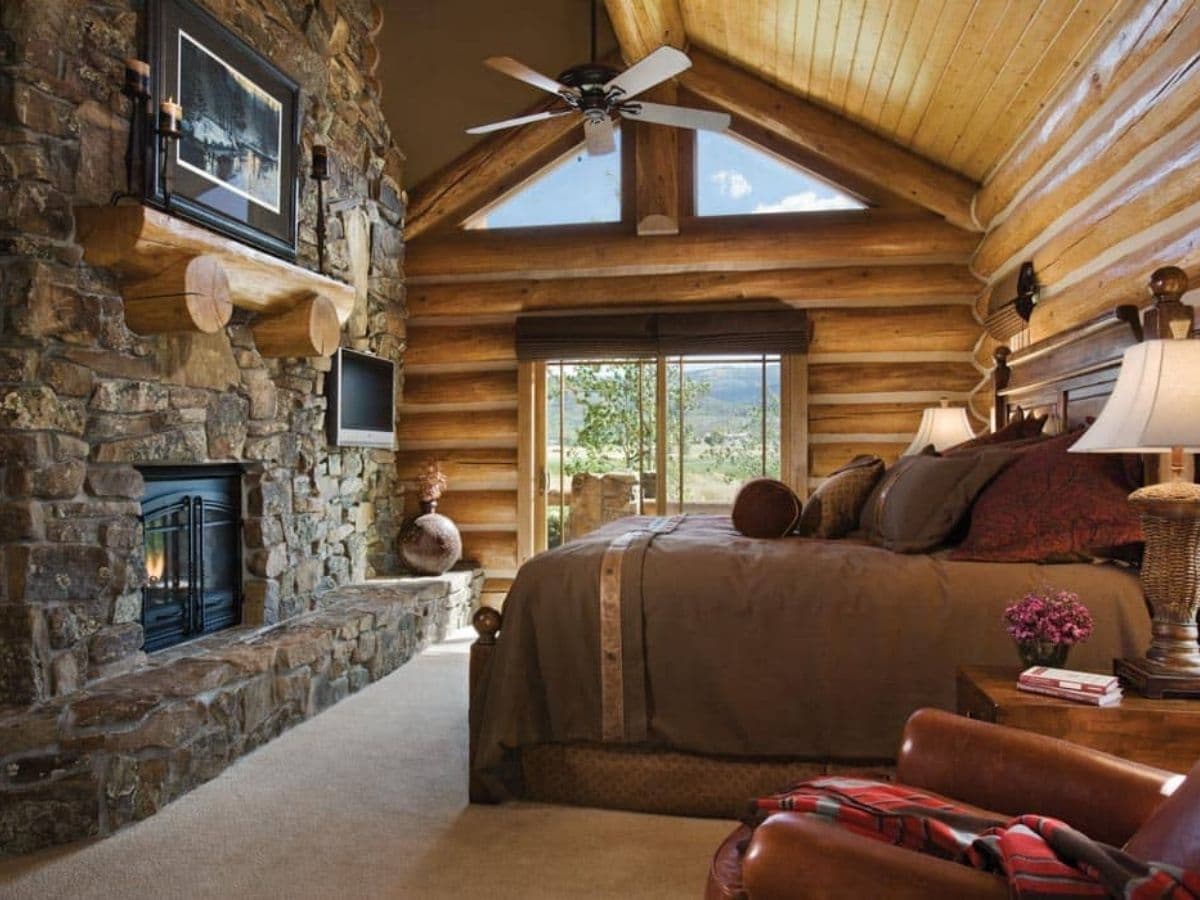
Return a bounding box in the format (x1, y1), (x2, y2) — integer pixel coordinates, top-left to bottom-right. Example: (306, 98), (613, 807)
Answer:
(144, 0), (300, 260)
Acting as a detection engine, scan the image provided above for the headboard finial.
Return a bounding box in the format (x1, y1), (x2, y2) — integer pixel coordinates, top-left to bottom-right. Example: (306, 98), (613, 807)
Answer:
(1148, 266), (1192, 340)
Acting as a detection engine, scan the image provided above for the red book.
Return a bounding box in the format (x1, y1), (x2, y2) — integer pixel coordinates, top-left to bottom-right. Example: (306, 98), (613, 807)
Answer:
(1017, 680), (1122, 707)
(1018, 666), (1118, 696)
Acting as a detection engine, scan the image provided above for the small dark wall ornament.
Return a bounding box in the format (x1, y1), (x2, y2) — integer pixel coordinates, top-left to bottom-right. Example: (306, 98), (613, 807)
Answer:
(984, 261), (1040, 341)
(142, 0), (301, 260)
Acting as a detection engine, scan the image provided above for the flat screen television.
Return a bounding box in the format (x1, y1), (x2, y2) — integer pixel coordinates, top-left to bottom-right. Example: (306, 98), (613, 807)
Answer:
(326, 348), (396, 449)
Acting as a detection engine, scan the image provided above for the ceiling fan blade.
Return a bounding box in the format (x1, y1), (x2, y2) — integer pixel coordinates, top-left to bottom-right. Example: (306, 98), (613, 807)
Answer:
(466, 108), (574, 135)
(483, 56), (575, 97)
(584, 116), (616, 156)
(620, 101), (731, 132)
(604, 46), (692, 101)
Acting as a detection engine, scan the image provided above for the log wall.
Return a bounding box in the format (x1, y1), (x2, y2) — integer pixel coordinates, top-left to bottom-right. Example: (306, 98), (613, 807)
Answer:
(972, 0), (1200, 350)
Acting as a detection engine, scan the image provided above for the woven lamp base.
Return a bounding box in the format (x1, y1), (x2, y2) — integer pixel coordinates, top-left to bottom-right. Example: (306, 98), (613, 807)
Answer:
(1120, 481), (1200, 698)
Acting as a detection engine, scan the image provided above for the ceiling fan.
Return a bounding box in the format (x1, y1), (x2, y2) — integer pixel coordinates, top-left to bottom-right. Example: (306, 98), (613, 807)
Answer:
(465, 2), (730, 156)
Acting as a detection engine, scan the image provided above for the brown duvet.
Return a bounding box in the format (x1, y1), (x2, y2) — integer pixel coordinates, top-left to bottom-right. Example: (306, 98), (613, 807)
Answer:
(473, 515), (1150, 797)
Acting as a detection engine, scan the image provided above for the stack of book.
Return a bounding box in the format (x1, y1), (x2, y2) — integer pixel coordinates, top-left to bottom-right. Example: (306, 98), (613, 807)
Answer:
(1016, 666), (1123, 706)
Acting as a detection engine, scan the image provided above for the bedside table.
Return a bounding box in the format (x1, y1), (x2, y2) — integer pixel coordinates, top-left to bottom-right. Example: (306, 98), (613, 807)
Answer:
(957, 665), (1200, 774)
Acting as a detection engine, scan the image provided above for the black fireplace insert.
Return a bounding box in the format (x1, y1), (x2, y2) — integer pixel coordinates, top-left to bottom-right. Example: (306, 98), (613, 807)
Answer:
(138, 465), (243, 652)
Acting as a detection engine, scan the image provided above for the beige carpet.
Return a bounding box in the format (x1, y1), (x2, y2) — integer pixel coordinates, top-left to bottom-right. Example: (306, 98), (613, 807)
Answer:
(0, 630), (733, 899)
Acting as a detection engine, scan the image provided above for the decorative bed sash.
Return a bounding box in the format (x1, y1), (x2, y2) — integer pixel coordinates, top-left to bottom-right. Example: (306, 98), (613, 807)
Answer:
(599, 516), (684, 742)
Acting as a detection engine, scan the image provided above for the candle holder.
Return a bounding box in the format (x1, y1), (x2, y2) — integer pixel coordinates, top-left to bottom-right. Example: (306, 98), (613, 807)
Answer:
(111, 58), (152, 205)
(312, 144), (330, 274)
(157, 97), (183, 207)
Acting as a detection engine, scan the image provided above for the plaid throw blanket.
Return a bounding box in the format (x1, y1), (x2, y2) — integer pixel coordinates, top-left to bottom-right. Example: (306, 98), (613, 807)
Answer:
(752, 778), (1200, 899)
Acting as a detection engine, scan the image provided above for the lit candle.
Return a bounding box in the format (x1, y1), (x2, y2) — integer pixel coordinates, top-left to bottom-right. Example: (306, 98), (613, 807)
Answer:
(311, 143), (329, 180)
(159, 96), (182, 134)
(123, 58), (150, 98)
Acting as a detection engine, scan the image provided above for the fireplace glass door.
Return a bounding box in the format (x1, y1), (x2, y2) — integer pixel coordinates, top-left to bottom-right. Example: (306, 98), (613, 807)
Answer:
(140, 468), (242, 652)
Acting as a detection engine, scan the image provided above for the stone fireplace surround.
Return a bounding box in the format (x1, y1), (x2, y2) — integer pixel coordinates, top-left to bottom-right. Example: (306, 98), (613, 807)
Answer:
(0, 0), (448, 857)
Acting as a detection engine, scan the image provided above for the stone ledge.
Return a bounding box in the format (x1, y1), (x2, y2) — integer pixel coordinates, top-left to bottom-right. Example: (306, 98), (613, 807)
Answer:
(0, 568), (482, 857)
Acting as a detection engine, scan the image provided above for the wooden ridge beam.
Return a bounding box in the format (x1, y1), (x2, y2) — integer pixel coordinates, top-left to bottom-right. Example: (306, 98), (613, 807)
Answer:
(405, 213), (976, 282)
(404, 102), (583, 243)
(603, 0), (687, 63)
(678, 49), (981, 231)
(406, 265), (979, 318)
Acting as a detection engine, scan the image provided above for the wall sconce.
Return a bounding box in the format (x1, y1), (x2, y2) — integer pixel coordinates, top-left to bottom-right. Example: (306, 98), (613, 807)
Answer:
(111, 58), (151, 205)
(312, 144), (330, 274)
(157, 96), (183, 206)
(984, 261), (1040, 341)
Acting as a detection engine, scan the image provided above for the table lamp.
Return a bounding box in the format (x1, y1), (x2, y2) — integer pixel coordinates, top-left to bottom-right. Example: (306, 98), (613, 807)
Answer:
(1071, 266), (1200, 697)
(903, 398), (976, 455)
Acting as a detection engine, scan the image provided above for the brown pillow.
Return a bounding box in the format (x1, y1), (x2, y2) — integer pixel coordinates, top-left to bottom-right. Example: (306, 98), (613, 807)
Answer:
(797, 455), (884, 538)
(861, 448), (1017, 553)
(949, 428), (1143, 563)
(731, 478), (802, 538)
(1124, 758), (1200, 869)
(943, 412), (1048, 454)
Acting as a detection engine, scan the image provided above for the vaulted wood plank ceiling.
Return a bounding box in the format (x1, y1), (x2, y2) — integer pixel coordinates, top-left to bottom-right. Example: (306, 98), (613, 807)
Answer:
(677, 0), (1131, 180)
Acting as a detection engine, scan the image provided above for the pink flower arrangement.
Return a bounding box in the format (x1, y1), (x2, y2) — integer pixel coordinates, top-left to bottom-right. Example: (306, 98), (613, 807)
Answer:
(1003, 588), (1094, 647)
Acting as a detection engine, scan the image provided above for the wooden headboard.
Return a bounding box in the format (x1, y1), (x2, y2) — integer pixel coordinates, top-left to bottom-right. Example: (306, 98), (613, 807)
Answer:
(992, 305), (1143, 435)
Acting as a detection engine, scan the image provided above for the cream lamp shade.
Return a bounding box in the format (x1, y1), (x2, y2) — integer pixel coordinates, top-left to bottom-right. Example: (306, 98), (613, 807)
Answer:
(903, 401), (976, 455)
(1070, 339), (1200, 454)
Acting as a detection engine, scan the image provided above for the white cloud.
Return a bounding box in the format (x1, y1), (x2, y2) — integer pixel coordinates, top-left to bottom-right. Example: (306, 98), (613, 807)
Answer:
(752, 191), (863, 214)
(710, 168), (753, 199)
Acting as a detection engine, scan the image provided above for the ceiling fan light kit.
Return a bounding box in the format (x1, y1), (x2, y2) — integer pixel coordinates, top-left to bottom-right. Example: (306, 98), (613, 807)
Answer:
(467, 11), (730, 156)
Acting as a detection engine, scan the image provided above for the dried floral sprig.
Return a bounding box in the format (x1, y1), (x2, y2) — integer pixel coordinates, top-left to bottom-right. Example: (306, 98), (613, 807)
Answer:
(1002, 588), (1094, 647)
(418, 459), (448, 502)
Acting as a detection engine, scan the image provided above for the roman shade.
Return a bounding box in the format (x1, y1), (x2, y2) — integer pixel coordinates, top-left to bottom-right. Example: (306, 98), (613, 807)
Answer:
(515, 309), (811, 360)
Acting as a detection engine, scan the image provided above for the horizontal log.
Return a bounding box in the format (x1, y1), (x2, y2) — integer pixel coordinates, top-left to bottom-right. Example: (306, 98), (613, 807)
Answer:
(395, 449), (518, 490)
(407, 265), (980, 318)
(402, 369), (519, 407)
(122, 254), (233, 335)
(810, 442), (906, 478)
(809, 362), (981, 395)
(973, 5), (1200, 280)
(807, 305), (982, 354)
(404, 323), (515, 368)
(250, 294), (341, 358)
(74, 205), (355, 322)
(415, 490), (517, 527)
(396, 409), (518, 445)
(460, 530), (519, 575)
(975, 0), (1194, 229)
(679, 49), (981, 230)
(405, 213), (978, 282)
(808, 403), (930, 435)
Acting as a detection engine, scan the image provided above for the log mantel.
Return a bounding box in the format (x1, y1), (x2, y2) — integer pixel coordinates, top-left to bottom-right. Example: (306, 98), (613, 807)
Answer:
(75, 205), (356, 327)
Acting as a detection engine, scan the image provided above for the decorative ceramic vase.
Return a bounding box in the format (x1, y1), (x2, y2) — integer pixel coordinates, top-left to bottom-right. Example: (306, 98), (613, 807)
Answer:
(399, 500), (462, 575)
(1016, 640), (1070, 669)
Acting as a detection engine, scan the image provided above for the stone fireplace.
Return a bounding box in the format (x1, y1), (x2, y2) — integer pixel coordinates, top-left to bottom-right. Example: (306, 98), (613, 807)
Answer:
(0, 0), (484, 858)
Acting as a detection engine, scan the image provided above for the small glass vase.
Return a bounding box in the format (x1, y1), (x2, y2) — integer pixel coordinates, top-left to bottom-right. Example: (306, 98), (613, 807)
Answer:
(1016, 640), (1070, 669)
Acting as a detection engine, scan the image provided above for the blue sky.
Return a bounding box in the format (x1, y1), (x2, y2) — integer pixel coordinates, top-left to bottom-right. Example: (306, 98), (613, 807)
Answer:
(468, 126), (863, 229)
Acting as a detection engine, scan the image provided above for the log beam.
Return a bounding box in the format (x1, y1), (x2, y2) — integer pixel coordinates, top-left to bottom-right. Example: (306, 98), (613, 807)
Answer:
(407, 265), (979, 319)
(405, 213), (977, 282)
(122, 254), (233, 335)
(635, 83), (680, 235)
(679, 49), (981, 231)
(603, 0), (687, 63)
(404, 103), (584, 243)
(251, 294), (342, 358)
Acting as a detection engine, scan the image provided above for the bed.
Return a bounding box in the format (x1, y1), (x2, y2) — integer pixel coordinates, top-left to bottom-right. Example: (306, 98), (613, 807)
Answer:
(468, 303), (1153, 818)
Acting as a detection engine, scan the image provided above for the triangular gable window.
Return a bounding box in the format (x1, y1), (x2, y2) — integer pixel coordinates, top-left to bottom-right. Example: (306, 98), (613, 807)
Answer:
(463, 130), (622, 230)
(695, 130), (864, 217)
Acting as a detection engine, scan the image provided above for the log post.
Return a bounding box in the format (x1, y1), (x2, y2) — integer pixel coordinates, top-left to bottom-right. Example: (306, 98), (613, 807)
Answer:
(469, 605), (502, 804)
(122, 254), (233, 335)
(251, 293), (342, 358)
(635, 84), (680, 236)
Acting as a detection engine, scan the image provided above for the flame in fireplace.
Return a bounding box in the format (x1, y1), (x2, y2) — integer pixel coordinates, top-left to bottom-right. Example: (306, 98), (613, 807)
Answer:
(146, 542), (166, 585)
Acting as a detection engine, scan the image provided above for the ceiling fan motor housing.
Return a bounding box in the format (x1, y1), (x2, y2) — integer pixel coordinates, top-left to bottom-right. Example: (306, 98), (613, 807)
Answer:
(558, 63), (622, 113)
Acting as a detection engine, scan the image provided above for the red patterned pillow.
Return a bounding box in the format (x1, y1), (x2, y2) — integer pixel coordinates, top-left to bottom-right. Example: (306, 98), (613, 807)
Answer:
(950, 429), (1143, 562)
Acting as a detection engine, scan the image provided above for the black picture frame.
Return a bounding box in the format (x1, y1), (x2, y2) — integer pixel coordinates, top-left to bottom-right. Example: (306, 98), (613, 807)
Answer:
(144, 0), (300, 260)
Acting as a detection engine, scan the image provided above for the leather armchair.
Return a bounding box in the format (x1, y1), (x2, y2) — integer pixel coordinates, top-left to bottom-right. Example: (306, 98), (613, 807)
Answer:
(707, 708), (1196, 900)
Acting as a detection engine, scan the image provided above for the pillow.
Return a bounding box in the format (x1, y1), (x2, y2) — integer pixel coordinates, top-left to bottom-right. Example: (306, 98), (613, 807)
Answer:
(731, 478), (802, 538)
(950, 428), (1143, 563)
(861, 448), (1017, 553)
(943, 412), (1048, 454)
(796, 455), (884, 538)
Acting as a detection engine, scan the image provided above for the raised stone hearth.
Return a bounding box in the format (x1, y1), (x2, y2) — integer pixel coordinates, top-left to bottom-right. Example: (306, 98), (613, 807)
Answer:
(0, 569), (481, 856)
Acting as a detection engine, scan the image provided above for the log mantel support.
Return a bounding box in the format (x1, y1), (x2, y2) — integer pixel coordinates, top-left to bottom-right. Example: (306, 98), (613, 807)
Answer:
(75, 205), (354, 355)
